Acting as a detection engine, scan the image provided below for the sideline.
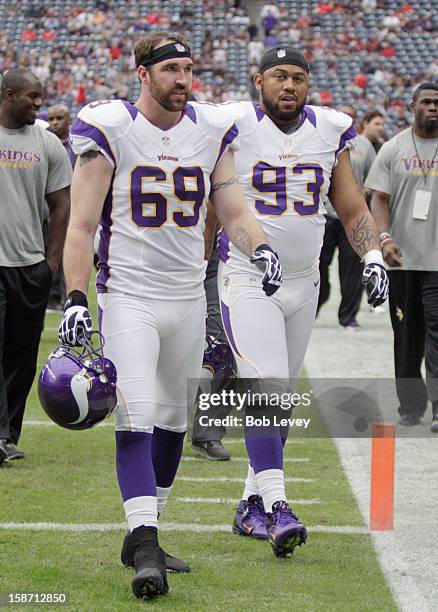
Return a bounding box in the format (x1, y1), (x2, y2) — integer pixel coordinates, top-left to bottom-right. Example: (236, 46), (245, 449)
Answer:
(305, 261), (437, 612)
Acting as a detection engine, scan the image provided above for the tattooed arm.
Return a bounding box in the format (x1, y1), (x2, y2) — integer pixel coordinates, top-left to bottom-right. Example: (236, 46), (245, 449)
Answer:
(63, 150), (113, 294)
(210, 149), (266, 257)
(329, 150), (382, 260)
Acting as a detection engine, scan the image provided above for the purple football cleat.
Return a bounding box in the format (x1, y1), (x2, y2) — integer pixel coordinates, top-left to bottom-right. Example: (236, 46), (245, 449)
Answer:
(232, 495), (268, 540)
(265, 501), (307, 557)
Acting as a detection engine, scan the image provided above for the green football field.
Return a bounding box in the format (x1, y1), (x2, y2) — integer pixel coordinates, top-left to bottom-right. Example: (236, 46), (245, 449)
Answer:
(0, 297), (397, 611)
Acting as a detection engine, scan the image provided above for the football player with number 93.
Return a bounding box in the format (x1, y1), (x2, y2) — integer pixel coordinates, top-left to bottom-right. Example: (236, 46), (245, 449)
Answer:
(212, 47), (389, 558)
(59, 31), (281, 600)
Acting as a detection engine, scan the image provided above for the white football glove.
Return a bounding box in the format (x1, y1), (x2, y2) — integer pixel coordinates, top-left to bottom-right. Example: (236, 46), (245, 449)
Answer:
(250, 243), (283, 297)
(362, 263), (389, 307)
(58, 291), (93, 347)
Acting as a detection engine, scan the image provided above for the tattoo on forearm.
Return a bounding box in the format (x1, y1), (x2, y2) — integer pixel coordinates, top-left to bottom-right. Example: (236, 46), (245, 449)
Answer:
(350, 214), (380, 258)
(233, 227), (251, 257)
(210, 176), (238, 193)
(79, 150), (102, 166)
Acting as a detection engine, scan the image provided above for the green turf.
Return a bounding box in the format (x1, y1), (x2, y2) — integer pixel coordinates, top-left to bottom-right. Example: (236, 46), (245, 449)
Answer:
(0, 291), (397, 611)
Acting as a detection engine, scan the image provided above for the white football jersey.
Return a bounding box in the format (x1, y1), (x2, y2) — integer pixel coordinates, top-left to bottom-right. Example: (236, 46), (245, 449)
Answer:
(70, 99), (239, 299)
(218, 102), (357, 278)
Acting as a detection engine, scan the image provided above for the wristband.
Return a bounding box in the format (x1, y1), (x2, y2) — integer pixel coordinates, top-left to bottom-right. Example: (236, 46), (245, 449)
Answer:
(65, 290), (88, 309)
(379, 232), (391, 241)
(363, 249), (385, 266)
(380, 237), (394, 248)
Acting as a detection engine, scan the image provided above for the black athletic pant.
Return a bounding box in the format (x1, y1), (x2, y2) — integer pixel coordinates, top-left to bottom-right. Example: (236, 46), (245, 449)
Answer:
(388, 270), (438, 417)
(0, 262), (52, 443)
(192, 246), (233, 443)
(317, 216), (363, 326)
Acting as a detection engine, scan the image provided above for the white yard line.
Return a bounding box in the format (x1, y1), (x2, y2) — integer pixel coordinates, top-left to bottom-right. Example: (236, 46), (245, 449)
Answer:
(182, 456), (309, 463)
(21, 422), (304, 445)
(178, 476), (315, 483)
(223, 438), (304, 445)
(22, 420), (114, 427)
(175, 497), (320, 505)
(0, 522), (367, 534)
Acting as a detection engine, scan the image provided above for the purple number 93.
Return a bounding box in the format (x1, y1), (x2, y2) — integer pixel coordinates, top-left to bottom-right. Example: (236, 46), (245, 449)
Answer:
(253, 161), (323, 216)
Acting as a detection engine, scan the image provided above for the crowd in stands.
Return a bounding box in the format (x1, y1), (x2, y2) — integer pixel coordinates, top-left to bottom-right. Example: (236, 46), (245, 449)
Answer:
(0, 0), (436, 136)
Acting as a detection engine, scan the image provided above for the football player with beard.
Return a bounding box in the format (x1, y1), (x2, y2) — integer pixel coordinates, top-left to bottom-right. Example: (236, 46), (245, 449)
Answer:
(215, 47), (389, 557)
(59, 32), (282, 600)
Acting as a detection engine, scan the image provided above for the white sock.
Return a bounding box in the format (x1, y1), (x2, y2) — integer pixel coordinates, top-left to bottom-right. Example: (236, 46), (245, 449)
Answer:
(157, 486), (172, 516)
(124, 496), (158, 531)
(242, 464), (259, 500)
(254, 469), (286, 513)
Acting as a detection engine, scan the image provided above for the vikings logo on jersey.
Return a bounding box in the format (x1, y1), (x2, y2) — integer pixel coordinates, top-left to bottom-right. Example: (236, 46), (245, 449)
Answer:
(218, 102), (357, 279)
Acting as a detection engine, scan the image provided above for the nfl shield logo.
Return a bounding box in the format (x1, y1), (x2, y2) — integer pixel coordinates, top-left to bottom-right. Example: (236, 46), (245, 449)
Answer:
(175, 43), (186, 52)
(162, 136), (170, 146)
(277, 49), (286, 58)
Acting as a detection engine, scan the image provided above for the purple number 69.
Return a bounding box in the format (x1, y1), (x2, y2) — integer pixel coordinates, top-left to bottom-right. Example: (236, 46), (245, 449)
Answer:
(130, 165), (205, 228)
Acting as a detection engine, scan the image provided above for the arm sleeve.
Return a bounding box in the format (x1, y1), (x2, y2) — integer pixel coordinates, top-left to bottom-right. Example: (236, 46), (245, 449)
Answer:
(335, 121), (358, 158)
(217, 123), (240, 162)
(69, 101), (130, 168)
(70, 117), (116, 168)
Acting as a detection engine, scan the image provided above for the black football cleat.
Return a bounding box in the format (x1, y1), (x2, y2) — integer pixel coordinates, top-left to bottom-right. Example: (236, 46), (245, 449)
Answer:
(0, 439), (8, 466)
(121, 529), (191, 573)
(191, 439), (231, 461)
(6, 443), (25, 460)
(129, 526), (168, 600)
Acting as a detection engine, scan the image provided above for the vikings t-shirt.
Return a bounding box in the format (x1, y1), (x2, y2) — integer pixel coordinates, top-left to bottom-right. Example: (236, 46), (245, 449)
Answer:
(365, 127), (438, 271)
(0, 124), (72, 266)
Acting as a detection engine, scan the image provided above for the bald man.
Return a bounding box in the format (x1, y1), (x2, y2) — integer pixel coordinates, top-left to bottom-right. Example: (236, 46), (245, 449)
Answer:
(48, 104), (76, 167)
(0, 69), (72, 463)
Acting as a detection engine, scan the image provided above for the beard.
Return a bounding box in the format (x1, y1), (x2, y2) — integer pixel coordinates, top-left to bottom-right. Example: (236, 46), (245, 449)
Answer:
(261, 86), (306, 123)
(422, 116), (438, 134)
(149, 76), (189, 112)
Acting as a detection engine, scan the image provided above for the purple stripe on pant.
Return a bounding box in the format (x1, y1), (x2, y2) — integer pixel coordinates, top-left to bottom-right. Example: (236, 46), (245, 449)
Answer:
(96, 174), (114, 293)
(220, 300), (241, 358)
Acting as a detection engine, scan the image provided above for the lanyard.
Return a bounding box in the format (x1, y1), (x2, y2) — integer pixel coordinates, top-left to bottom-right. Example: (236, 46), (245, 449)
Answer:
(410, 128), (438, 186)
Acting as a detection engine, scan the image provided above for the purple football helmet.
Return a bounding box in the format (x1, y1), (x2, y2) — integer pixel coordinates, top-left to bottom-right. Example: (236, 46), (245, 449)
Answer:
(38, 334), (117, 430)
(203, 310), (235, 379)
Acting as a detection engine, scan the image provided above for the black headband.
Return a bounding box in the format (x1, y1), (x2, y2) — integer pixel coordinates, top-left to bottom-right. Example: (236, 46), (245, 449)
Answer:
(259, 47), (310, 74)
(140, 42), (191, 68)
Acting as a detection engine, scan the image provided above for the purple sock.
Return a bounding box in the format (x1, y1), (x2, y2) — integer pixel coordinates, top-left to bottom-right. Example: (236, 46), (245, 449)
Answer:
(245, 427), (283, 474)
(115, 431), (156, 501)
(152, 427), (186, 488)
